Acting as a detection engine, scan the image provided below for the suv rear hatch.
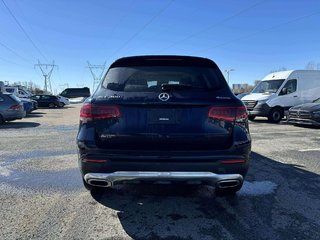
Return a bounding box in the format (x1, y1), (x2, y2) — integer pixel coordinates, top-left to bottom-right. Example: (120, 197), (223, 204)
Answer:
(81, 56), (246, 151)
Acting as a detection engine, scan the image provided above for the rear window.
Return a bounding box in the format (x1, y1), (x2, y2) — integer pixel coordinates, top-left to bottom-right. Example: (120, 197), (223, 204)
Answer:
(9, 94), (21, 102)
(5, 88), (14, 93)
(102, 66), (226, 92)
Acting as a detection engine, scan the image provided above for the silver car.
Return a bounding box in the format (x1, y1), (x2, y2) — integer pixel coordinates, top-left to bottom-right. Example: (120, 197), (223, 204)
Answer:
(0, 93), (24, 124)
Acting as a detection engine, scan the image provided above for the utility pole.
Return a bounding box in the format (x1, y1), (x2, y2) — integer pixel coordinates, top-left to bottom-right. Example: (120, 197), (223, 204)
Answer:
(87, 61), (106, 92)
(34, 60), (57, 94)
(224, 69), (235, 84)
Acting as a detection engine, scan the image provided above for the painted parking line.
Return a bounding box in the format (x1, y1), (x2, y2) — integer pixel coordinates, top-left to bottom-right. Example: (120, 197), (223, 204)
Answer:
(298, 148), (320, 152)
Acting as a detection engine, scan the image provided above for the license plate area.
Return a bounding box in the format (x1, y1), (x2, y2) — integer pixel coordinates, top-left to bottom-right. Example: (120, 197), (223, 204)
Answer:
(147, 109), (180, 124)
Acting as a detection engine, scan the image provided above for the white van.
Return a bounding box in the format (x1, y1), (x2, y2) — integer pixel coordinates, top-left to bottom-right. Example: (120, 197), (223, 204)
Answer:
(242, 70), (320, 123)
(4, 86), (33, 99)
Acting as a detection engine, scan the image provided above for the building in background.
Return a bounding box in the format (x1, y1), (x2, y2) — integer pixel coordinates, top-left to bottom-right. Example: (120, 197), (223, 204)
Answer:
(232, 81), (260, 94)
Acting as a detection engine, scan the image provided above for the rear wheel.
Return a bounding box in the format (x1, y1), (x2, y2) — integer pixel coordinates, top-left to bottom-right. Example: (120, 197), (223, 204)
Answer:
(248, 116), (256, 121)
(268, 108), (283, 123)
(48, 103), (55, 108)
(0, 114), (4, 125)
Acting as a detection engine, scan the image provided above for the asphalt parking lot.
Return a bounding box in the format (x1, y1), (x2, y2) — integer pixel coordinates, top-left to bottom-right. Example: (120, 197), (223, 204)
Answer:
(0, 105), (320, 240)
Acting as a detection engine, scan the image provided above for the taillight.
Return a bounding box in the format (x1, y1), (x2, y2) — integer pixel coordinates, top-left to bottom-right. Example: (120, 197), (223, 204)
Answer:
(208, 106), (248, 122)
(9, 105), (22, 111)
(80, 103), (121, 123)
(235, 105), (248, 123)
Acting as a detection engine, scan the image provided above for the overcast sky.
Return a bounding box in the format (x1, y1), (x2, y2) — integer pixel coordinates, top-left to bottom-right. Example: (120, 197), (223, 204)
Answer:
(0, 0), (320, 93)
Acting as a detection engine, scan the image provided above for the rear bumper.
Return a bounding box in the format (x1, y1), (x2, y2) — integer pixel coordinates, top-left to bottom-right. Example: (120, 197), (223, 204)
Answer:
(84, 171), (243, 188)
(4, 110), (24, 121)
(78, 142), (251, 184)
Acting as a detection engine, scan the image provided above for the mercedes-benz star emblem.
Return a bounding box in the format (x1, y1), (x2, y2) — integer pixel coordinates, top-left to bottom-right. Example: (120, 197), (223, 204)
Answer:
(158, 93), (170, 101)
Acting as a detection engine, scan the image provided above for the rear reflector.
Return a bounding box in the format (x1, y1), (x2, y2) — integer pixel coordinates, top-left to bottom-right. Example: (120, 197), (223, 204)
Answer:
(208, 106), (248, 122)
(84, 159), (108, 163)
(80, 103), (121, 122)
(220, 159), (246, 164)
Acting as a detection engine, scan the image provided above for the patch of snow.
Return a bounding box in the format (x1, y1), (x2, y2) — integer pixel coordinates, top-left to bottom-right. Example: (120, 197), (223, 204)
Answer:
(240, 180), (277, 196)
(0, 165), (12, 177)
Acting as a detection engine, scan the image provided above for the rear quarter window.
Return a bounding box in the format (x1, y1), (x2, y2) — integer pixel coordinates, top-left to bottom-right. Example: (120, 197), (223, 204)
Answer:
(102, 66), (226, 92)
(9, 95), (21, 102)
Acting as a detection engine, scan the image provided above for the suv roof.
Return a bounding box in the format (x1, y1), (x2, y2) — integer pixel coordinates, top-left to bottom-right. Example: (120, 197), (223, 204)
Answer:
(110, 55), (219, 68)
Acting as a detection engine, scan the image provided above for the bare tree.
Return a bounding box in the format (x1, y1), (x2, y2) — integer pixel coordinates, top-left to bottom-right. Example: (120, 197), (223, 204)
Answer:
(270, 67), (287, 73)
(305, 61), (317, 70)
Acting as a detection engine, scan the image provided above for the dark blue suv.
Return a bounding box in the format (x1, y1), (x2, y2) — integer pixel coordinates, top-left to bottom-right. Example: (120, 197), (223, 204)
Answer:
(77, 55), (251, 195)
(31, 95), (60, 108)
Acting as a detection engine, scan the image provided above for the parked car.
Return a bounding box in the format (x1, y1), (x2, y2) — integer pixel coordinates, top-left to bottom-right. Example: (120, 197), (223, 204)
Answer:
(288, 97), (320, 127)
(0, 93), (24, 124)
(77, 55), (251, 195)
(31, 95), (60, 108)
(242, 70), (320, 123)
(4, 86), (33, 98)
(31, 99), (38, 111)
(20, 98), (33, 114)
(60, 87), (90, 98)
(57, 95), (70, 107)
(68, 97), (87, 104)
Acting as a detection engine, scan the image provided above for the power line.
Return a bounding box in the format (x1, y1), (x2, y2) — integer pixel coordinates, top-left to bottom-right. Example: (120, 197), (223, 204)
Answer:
(0, 41), (33, 63)
(0, 55), (28, 67)
(105, 0), (175, 62)
(0, 56), (22, 66)
(98, 0), (136, 49)
(159, 0), (267, 53)
(1, 0), (49, 62)
(196, 11), (320, 54)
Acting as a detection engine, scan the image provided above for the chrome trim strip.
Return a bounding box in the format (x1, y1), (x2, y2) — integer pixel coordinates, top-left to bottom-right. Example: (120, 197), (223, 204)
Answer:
(84, 171), (243, 187)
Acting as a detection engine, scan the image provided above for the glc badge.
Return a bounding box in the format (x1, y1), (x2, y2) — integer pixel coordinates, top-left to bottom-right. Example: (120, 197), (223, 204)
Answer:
(158, 93), (170, 101)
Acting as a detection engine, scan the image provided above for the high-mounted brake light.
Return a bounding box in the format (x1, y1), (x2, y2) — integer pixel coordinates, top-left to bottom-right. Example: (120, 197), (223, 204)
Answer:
(208, 106), (248, 122)
(80, 103), (121, 122)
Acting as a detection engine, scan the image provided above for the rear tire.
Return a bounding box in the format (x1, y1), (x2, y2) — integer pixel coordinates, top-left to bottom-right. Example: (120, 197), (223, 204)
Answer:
(268, 108), (283, 123)
(48, 103), (55, 108)
(248, 116), (256, 121)
(0, 115), (4, 125)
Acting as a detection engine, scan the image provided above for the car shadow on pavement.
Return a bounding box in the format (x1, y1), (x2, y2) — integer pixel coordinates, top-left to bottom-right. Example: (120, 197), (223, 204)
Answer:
(29, 111), (46, 115)
(25, 114), (43, 118)
(0, 122), (40, 129)
(62, 106), (75, 109)
(293, 124), (320, 129)
(90, 152), (320, 240)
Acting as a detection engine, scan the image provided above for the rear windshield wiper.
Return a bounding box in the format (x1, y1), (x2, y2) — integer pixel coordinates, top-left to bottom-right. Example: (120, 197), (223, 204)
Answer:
(161, 84), (205, 91)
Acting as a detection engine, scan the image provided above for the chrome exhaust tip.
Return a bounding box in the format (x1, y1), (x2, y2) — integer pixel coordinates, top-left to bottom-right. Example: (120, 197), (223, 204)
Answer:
(216, 180), (241, 189)
(87, 179), (112, 187)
